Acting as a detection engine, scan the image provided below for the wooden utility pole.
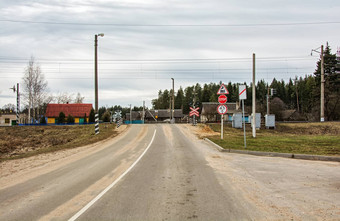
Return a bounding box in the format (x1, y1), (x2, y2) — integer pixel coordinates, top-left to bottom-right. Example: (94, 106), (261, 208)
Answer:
(320, 45), (325, 122)
(252, 53), (256, 138)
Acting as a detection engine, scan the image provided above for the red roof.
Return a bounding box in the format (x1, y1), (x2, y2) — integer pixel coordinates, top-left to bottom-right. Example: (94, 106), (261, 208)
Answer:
(45, 103), (93, 118)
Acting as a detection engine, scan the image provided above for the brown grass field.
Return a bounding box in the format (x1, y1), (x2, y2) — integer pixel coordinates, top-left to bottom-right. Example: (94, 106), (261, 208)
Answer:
(205, 122), (340, 156)
(0, 124), (118, 161)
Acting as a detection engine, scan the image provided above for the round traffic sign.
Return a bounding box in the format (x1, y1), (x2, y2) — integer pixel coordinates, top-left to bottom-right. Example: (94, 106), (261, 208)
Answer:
(218, 95), (227, 104)
(217, 104), (228, 115)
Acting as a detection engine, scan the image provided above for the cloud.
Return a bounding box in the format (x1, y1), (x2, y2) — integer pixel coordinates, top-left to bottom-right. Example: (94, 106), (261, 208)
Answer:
(0, 0), (339, 108)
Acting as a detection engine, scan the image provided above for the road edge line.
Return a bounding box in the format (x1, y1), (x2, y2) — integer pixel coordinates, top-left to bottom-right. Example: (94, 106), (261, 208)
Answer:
(68, 129), (157, 221)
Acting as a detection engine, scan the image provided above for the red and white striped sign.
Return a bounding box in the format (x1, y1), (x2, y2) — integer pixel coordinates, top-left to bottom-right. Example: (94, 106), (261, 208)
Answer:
(189, 107), (200, 117)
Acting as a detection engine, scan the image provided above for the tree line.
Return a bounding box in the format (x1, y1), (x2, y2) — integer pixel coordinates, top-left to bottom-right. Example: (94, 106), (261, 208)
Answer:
(152, 45), (340, 121)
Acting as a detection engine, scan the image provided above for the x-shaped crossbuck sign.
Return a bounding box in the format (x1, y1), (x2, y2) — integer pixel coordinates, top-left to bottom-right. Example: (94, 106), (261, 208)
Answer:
(189, 107), (200, 117)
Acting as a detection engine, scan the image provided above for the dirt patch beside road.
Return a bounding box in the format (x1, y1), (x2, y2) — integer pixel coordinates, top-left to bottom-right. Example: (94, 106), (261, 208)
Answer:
(0, 125), (129, 189)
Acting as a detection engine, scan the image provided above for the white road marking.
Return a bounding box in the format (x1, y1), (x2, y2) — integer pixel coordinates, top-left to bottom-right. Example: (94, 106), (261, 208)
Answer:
(68, 129), (157, 221)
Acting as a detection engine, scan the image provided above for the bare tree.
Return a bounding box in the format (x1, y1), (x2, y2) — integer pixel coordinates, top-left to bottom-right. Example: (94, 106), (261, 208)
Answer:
(74, 92), (85, 103)
(22, 56), (48, 123)
(55, 92), (74, 104)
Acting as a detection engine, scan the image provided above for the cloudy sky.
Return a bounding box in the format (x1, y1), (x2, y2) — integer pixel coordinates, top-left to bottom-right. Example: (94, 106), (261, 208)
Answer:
(0, 0), (339, 109)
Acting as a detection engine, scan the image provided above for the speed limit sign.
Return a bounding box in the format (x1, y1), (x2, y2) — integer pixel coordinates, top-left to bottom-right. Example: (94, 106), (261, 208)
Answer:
(217, 104), (228, 115)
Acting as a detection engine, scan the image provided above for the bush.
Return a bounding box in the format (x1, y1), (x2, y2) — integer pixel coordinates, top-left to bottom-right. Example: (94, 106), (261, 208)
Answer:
(58, 112), (66, 124)
(40, 116), (47, 124)
(67, 115), (75, 124)
(102, 111), (111, 122)
(89, 108), (95, 123)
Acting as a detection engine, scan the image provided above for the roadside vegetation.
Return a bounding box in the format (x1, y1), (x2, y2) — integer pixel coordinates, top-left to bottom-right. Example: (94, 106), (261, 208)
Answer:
(204, 122), (340, 156)
(0, 124), (119, 161)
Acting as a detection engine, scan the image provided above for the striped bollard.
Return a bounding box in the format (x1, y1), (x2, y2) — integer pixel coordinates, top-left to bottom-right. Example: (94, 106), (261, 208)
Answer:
(95, 113), (99, 135)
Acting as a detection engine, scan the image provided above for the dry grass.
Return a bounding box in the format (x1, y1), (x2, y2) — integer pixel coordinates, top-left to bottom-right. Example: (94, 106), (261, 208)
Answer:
(205, 122), (340, 156)
(0, 124), (118, 161)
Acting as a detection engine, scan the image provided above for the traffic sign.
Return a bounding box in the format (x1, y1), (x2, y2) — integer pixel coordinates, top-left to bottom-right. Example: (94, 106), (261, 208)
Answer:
(239, 84), (247, 100)
(217, 104), (228, 115)
(217, 84), (229, 95)
(189, 107), (199, 117)
(218, 95), (227, 104)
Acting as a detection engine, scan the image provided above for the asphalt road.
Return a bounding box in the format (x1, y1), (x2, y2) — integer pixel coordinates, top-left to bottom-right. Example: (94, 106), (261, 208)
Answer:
(0, 124), (339, 220)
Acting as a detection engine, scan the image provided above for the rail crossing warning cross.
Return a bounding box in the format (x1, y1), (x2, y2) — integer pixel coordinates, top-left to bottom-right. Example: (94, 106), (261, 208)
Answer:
(189, 107), (199, 117)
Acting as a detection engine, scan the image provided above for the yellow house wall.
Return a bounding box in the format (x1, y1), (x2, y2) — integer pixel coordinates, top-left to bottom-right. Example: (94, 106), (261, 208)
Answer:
(47, 118), (55, 124)
(75, 118), (80, 123)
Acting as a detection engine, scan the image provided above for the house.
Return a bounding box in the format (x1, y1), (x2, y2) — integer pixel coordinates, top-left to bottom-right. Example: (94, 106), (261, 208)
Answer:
(0, 113), (17, 126)
(200, 102), (241, 123)
(126, 109), (184, 123)
(45, 103), (93, 124)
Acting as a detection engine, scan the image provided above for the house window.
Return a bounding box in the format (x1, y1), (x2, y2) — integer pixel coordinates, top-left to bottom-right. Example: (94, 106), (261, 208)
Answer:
(5, 118), (10, 124)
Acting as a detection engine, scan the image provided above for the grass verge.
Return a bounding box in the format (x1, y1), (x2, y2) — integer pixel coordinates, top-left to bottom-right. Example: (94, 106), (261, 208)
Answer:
(0, 123), (120, 162)
(205, 122), (340, 156)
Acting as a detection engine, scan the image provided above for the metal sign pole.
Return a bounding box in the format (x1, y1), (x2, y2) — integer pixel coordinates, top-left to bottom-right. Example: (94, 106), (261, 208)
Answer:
(221, 114), (223, 139)
(242, 99), (247, 149)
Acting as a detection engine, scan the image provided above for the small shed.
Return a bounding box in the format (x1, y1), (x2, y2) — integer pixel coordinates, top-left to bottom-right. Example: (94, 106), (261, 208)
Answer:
(45, 103), (93, 124)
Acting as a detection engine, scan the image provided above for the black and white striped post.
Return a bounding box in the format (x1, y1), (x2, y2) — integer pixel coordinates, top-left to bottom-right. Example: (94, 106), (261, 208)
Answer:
(95, 113), (99, 135)
(16, 83), (20, 125)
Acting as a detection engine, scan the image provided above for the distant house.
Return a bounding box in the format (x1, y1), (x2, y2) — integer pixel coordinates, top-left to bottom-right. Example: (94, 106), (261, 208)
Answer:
(45, 103), (93, 124)
(126, 109), (184, 123)
(200, 102), (241, 123)
(0, 113), (17, 126)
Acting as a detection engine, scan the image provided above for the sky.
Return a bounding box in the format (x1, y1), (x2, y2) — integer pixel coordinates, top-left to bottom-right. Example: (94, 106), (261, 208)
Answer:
(0, 0), (339, 109)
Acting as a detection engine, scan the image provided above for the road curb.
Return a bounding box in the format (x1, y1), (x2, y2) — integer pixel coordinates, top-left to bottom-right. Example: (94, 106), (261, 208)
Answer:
(203, 138), (340, 162)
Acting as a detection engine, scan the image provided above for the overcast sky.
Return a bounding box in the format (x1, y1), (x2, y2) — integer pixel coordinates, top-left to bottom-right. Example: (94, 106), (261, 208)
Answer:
(0, 0), (339, 109)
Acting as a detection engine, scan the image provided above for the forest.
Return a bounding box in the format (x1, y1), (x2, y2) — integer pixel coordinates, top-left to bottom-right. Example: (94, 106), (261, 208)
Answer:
(151, 46), (340, 121)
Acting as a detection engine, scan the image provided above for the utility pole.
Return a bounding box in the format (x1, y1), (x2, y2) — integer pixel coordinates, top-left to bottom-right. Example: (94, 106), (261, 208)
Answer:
(130, 104), (132, 124)
(266, 86), (270, 115)
(295, 79), (300, 112)
(16, 83), (20, 125)
(311, 45), (325, 122)
(320, 45), (325, 122)
(252, 53), (256, 138)
(171, 78), (175, 123)
(142, 101), (145, 123)
(94, 33), (104, 135)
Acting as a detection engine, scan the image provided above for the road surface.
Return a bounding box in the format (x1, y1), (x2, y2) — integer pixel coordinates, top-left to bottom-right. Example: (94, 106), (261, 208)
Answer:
(0, 124), (339, 220)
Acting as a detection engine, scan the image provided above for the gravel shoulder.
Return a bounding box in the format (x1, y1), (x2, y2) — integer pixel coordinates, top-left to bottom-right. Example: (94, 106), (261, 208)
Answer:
(0, 125), (129, 189)
(179, 124), (340, 220)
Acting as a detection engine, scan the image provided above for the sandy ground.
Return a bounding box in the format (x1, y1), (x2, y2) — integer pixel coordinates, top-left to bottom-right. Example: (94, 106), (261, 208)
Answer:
(179, 124), (340, 220)
(0, 125), (129, 189)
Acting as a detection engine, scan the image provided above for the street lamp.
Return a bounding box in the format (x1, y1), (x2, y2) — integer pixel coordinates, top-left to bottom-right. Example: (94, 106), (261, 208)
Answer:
(94, 33), (104, 135)
(311, 45), (324, 122)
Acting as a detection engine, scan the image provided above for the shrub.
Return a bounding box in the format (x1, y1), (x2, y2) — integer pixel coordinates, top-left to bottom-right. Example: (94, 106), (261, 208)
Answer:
(102, 111), (111, 122)
(58, 112), (66, 124)
(67, 114), (75, 124)
(89, 108), (95, 123)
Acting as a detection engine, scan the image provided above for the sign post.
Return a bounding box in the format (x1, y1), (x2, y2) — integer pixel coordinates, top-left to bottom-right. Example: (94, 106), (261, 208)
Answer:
(217, 83), (229, 139)
(239, 84), (247, 149)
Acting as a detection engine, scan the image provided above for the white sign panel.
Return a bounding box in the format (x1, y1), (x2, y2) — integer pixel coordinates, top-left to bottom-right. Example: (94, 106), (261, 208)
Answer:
(239, 84), (247, 100)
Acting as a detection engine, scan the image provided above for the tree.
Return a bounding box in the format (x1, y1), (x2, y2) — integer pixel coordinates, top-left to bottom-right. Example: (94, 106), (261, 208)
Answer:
(22, 56), (48, 124)
(175, 87), (184, 109)
(55, 92), (73, 104)
(314, 45), (340, 120)
(102, 111), (111, 122)
(1, 104), (16, 113)
(74, 93), (85, 103)
(89, 108), (95, 123)
(58, 112), (66, 124)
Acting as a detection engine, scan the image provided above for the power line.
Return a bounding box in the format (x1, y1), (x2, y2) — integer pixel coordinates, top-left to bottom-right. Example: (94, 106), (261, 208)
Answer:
(0, 19), (339, 27)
